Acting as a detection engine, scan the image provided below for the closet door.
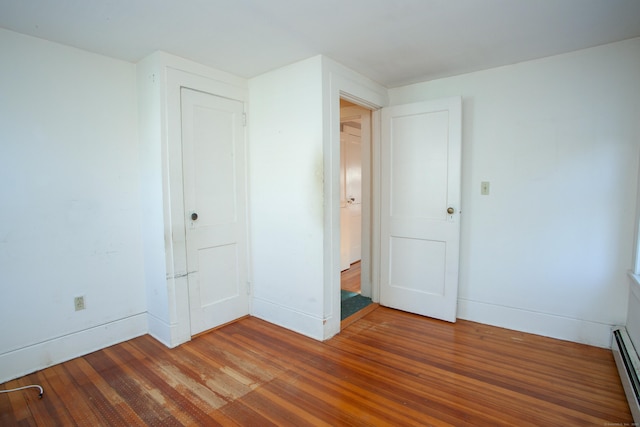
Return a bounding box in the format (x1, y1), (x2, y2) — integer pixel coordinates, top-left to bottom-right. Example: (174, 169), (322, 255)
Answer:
(181, 88), (249, 335)
(380, 97), (461, 322)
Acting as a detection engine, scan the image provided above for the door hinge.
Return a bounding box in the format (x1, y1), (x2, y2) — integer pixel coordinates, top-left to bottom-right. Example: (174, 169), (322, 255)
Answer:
(246, 281), (251, 295)
(242, 112), (247, 127)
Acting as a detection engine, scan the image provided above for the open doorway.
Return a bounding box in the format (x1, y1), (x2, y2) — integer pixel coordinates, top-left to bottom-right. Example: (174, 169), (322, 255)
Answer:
(340, 98), (375, 324)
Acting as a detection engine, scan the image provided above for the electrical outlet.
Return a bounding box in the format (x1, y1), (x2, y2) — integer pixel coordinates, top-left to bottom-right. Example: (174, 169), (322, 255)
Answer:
(74, 296), (85, 311)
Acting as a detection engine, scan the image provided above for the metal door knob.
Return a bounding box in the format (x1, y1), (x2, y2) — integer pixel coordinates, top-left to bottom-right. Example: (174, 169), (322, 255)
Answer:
(447, 207), (455, 214)
(191, 212), (198, 221)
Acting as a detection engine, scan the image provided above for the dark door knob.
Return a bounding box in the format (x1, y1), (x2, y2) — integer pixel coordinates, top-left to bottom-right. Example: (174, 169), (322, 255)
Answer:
(191, 212), (198, 221)
(447, 207), (455, 214)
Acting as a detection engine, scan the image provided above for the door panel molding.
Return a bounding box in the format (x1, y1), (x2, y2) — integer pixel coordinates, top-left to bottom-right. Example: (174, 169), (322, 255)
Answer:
(380, 97), (462, 322)
(181, 87), (250, 336)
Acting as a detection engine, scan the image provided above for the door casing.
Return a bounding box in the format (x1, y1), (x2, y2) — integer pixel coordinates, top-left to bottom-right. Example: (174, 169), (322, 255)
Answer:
(163, 67), (249, 346)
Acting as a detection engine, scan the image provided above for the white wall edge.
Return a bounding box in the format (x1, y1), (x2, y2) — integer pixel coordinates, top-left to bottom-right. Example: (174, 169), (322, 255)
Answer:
(252, 297), (325, 341)
(0, 313), (148, 384)
(458, 299), (615, 348)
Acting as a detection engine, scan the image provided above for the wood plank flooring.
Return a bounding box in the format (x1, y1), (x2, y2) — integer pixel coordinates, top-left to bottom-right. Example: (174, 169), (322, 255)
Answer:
(1, 307), (632, 426)
(340, 261), (361, 293)
(341, 261), (376, 328)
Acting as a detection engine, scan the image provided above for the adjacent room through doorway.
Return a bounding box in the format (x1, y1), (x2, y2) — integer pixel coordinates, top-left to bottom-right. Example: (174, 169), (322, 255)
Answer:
(339, 99), (373, 322)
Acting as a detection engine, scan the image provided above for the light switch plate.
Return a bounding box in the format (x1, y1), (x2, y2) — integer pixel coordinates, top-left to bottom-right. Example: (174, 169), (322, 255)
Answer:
(481, 181), (490, 195)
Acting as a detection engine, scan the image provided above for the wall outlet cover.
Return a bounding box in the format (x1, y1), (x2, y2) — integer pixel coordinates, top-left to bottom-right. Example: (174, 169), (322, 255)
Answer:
(481, 181), (490, 195)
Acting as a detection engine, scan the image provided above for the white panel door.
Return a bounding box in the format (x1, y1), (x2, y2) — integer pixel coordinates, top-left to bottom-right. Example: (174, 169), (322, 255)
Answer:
(181, 88), (249, 336)
(344, 127), (362, 264)
(339, 126), (362, 270)
(380, 98), (461, 322)
(339, 131), (351, 271)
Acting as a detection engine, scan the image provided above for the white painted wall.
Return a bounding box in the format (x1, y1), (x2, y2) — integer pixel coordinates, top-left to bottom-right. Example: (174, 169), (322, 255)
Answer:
(0, 28), (146, 382)
(389, 38), (640, 347)
(248, 56), (387, 340)
(1, 25), (636, 389)
(248, 57), (327, 339)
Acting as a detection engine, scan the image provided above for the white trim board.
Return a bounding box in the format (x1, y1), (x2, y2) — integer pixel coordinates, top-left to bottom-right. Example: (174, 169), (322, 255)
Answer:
(0, 313), (147, 384)
(252, 297), (325, 341)
(146, 311), (183, 349)
(458, 298), (615, 348)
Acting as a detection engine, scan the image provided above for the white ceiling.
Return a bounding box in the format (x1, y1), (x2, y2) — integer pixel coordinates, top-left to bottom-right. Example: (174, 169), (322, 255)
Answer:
(1, 0), (639, 88)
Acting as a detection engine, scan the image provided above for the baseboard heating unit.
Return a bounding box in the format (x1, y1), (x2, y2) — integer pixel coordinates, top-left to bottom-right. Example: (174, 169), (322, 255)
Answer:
(612, 327), (640, 423)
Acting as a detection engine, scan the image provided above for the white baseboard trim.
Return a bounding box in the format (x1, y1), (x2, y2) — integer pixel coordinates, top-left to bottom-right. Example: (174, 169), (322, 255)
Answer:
(0, 313), (148, 384)
(147, 312), (173, 348)
(147, 312), (191, 349)
(458, 299), (614, 348)
(252, 297), (324, 341)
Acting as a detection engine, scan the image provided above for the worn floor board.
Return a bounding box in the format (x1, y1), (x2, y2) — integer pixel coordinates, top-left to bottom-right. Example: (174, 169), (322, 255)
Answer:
(0, 307), (632, 426)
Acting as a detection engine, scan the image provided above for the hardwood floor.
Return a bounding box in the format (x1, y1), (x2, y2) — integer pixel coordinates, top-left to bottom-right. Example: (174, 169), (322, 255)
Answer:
(341, 261), (361, 293)
(1, 308), (632, 426)
(340, 261), (376, 328)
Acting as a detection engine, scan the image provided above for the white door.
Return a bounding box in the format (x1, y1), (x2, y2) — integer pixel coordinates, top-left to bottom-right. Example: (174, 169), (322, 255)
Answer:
(181, 88), (249, 336)
(343, 125), (362, 264)
(339, 132), (351, 271)
(380, 97), (461, 322)
(340, 120), (363, 271)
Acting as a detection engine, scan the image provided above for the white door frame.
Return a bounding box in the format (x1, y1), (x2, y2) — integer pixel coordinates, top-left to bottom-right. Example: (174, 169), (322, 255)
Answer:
(163, 67), (248, 346)
(323, 62), (387, 339)
(333, 94), (381, 331)
(340, 106), (370, 295)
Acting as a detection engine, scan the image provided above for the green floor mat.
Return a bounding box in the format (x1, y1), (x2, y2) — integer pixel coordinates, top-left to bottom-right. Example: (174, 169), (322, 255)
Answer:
(341, 293), (372, 320)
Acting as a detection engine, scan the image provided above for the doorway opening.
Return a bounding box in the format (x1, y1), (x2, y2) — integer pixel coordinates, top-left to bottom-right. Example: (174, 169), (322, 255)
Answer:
(340, 98), (375, 324)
